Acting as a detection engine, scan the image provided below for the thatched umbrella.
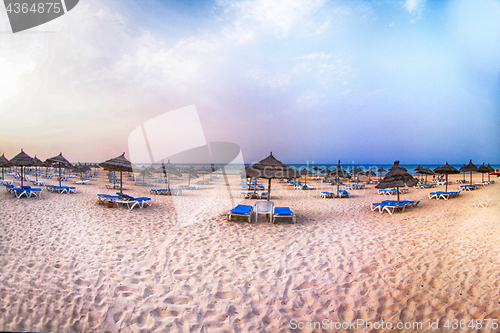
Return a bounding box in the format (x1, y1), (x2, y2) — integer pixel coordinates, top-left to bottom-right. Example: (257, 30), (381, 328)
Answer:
(0, 153), (10, 180)
(162, 160), (182, 190)
(181, 166), (199, 186)
(10, 149), (34, 188)
(46, 152), (73, 187)
(376, 161), (418, 203)
(433, 162), (459, 192)
(377, 167), (387, 180)
(365, 169), (376, 182)
(99, 153), (133, 194)
(459, 164), (467, 183)
(486, 163), (495, 182)
(322, 167), (332, 182)
(351, 167), (364, 184)
(461, 160), (478, 185)
(477, 163), (489, 183)
(196, 165), (214, 183)
(312, 166), (323, 178)
(299, 168), (314, 186)
(32, 156), (46, 182)
(329, 160), (351, 197)
(415, 165), (434, 184)
(245, 152), (299, 201)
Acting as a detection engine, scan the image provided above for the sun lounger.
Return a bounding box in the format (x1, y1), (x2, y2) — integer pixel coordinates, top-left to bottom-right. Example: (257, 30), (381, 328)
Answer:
(74, 180), (90, 185)
(44, 185), (77, 194)
(179, 185), (201, 190)
(228, 204), (253, 223)
(338, 190), (350, 198)
(320, 191), (334, 198)
(254, 201), (274, 222)
(298, 184), (315, 190)
(97, 194), (121, 205)
(151, 188), (170, 195)
(105, 184), (129, 190)
(12, 187), (41, 198)
(460, 185), (477, 191)
(429, 191), (461, 200)
(115, 193), (152, 210)
(371, 202), (406, 215)
(273, 207), (296, 224)
(260, 192), (268, 200)
(241, 191), (259, 199)
(378, 189), (397, 195)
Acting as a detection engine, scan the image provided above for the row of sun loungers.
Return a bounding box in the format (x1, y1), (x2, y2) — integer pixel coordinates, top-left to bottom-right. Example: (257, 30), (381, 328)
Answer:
(320, 190), (350, 198)
(345, 184), (365, 190)
(150, 188), (183, 196)
(45, 185), (77, 194)
(227, 202), (296, 224)
(240, 192), (269, 199)
(377, 188), (410, 195)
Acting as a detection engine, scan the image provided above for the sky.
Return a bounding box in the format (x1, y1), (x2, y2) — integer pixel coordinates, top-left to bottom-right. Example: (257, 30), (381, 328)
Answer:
(0, 0), (499, 165)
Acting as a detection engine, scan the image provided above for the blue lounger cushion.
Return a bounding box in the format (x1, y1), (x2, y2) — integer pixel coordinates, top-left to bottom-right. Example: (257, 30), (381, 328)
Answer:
(274, 207), (294, 215)
(230, 205), (253, 215)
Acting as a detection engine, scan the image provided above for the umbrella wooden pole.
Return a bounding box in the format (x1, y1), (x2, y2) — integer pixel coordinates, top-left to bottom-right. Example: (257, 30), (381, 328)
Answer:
(58, 163), (62, 187)
(397, 186), (400, 203)
(120, 170), (123, 194)
(337, 175), (339, 197)
(21, 166), (24, 188)
(470, 171), (472, 185)
(445, 174), (448, 192)
(268, 178), (271, 201)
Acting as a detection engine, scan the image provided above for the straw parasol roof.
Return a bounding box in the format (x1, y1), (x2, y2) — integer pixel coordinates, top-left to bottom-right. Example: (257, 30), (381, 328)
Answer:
(329, 160), (351, 197)
(486, 163), (495, 182)
(433, 162), (459, 192)
(162, 160), (182, 177)
(47, 152), (73, 187)
(99, 153), (133, 172)
(376, 161), (418, 202)
(10, 149), (34, 187)
(299, 168), (314, 176)
(299, 168), (314, 185)
(460, 159), (478, 185)
(433, 162), (460, 174)
(46, 152), (73, 167)
(99, 153), (133, 194)
(10, 149), (34, 166)
(0, 153), (10, 167)
(245, 152), (299, 179)
(0, 153), (10, 180)
(477, 163), (489, 183)
(366, 170), (376, 177)
(161, 160), (182, 190)
(32, 156), (46, 181)
(351, 166), (364, 183)
(377, 167), (387, 179)
(181, 166), (199, 186)
(245, 152), (299, 200)
(328, 165), (351, 179)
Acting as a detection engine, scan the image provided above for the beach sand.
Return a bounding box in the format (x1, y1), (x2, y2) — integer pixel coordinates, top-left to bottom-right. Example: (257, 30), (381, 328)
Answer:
(1, 172), (499, 332)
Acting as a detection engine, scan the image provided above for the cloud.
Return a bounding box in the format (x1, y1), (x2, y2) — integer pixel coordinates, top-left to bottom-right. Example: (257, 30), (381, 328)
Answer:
(404, 0), (425, 16)
(217, 0), (327, 38)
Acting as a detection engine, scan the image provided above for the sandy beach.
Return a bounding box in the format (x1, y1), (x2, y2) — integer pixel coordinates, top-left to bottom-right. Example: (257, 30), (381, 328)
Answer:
(1, 172), (499, 332)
